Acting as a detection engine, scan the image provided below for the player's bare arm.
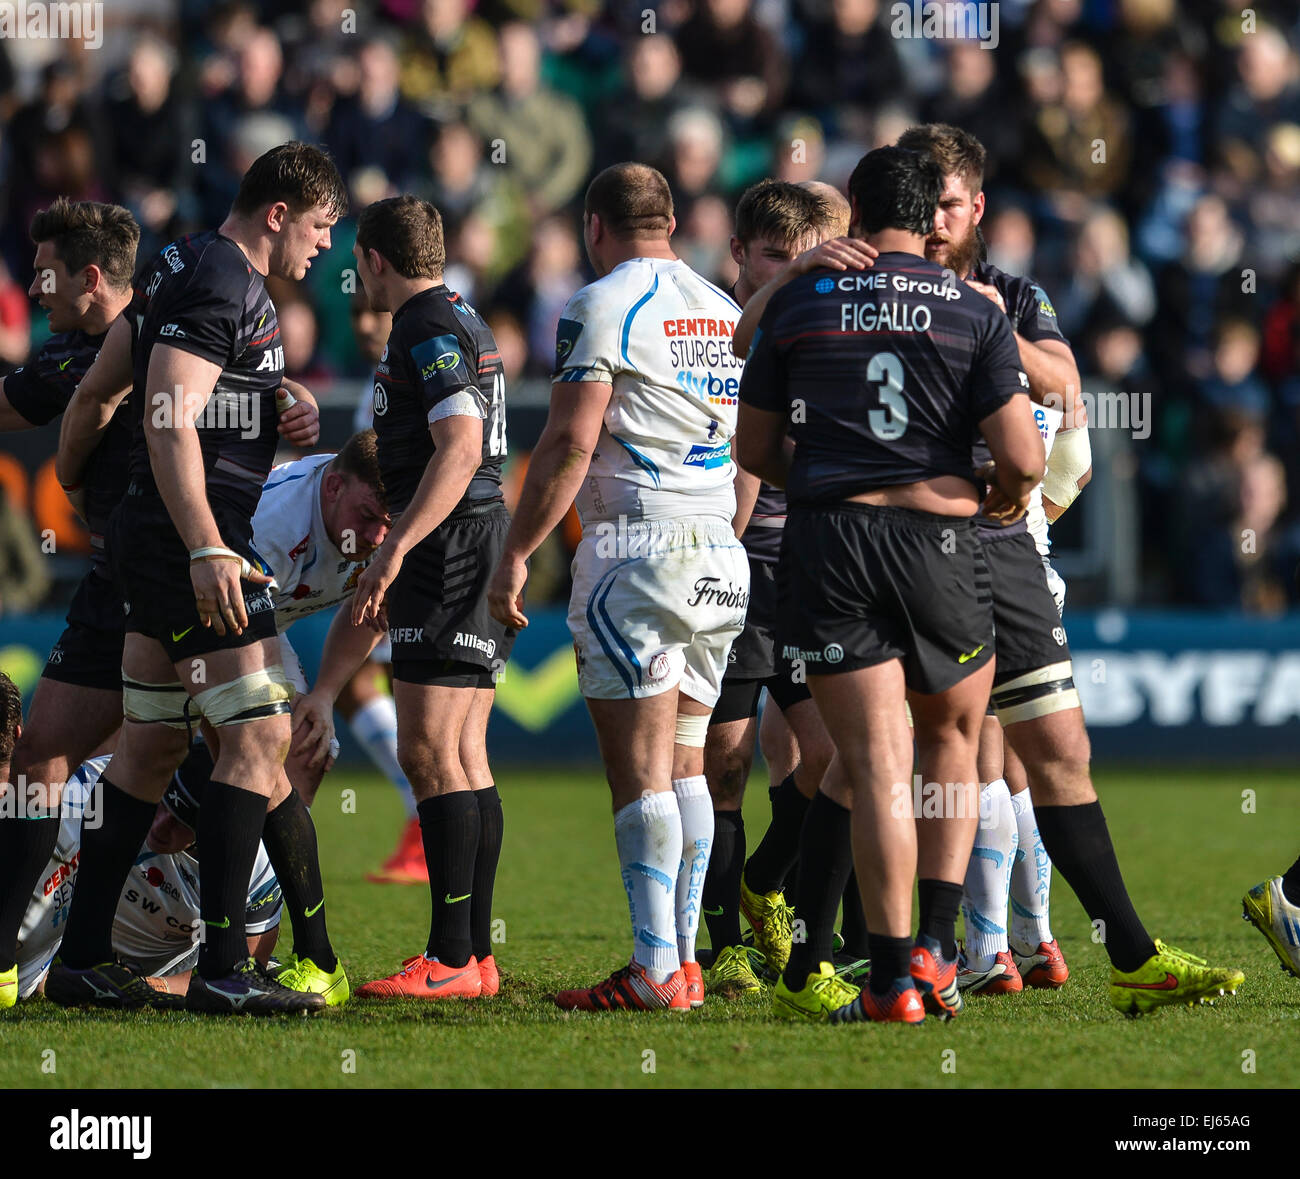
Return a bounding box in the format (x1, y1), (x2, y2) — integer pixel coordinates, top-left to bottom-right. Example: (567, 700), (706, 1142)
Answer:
(732, 237), (878, 357)
(978, 395), (1047, 523)
(294, 603), (383, 769)
(275, 375), (321, 447)
(486, 379), (612, 630)
(352, 413), (484, 629)
(144, 343), (271, 636)
(734, 403), (793, 489)
(732, 467), (761, 537)
(55, 314), (133, 502)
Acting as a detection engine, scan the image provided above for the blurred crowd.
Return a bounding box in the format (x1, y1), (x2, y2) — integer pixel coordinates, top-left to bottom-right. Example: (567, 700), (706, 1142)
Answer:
(0, 0), (1299, 612)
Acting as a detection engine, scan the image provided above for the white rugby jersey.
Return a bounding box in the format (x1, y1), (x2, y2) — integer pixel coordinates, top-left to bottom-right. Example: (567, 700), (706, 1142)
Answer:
(554, 257), (742, 525)
(250, 453), (367, 632)
(1025, 403), (1064, 557)
(17, 756), (280, 998)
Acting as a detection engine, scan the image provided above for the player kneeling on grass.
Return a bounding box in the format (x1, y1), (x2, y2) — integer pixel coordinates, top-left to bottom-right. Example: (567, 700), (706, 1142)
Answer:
(488, 163), (749, 1012)
(348, 196), (513, 1001)
(0, 677), (281, 1009)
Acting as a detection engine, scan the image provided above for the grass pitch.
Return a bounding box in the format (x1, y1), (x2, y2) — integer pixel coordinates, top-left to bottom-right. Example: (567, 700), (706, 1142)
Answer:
(2, 765), (1297, 1090)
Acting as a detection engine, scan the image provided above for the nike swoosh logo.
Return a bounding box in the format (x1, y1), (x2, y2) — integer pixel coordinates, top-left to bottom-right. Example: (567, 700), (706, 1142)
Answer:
(58, 357), (73, 370)
(444, 892), (471, 904)
(207, 916), (231, 929)
(958, 643), (986, 664)
(304, 899), (324, 917)
(172, 626), (195, 642)
(703, 906), (724, 917)
(425, 970), (471, 990)
(1114, 972), (1179, 991)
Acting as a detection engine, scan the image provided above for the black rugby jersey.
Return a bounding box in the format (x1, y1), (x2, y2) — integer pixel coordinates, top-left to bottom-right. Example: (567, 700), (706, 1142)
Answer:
(739, 252), (1026, 507)
(371, 285), (506, 515)
(968, 260), (1069, 537)
(126, 231), (283, 536)
(5, 328), (122, 573)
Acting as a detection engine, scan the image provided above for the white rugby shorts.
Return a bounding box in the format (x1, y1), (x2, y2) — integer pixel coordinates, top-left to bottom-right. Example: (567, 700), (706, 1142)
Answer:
(568, 517), (749, 705)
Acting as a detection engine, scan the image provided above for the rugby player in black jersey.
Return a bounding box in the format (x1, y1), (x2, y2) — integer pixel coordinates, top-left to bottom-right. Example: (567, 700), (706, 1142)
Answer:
(46, 143), (344, 1015)
(737, 146), (1046, 1023)
(0, 199), (141, 1009)
(348, 196), (512, 1000)
(698, 179), (866, 996)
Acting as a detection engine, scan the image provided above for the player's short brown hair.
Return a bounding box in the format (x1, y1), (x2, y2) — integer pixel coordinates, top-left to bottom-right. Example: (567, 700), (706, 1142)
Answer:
(896, 123), (986, 193)
(232, 140), (348, 221)
(0, 671), (22, 767)
(29, 198), (140, 290)
(584, 163), (674, 241)
(330, 429), (385, 499)
(355, 195), (446, 280)
(733, 179), (829, 249)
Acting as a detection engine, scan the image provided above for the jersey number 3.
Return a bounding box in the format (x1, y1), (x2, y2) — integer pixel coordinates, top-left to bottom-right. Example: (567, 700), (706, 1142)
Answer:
(866, 352), (908, 441)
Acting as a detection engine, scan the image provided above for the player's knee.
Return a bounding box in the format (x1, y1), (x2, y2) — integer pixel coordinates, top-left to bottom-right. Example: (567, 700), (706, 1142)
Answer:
(706, 749), (750, 808)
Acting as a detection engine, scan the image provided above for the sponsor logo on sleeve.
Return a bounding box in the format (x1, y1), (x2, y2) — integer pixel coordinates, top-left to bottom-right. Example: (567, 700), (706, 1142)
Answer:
(555, 317), (584, 366)
(412, 334), (466, 383)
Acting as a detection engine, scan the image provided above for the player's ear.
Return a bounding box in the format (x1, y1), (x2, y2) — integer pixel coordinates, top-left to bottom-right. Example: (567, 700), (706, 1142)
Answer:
(265, 201), (289, 233)
(729, 235), (745, 269)
(80, 263), (102, 297)
(323, 470), (344, 503)
(666, 214), (676, 238)
(972, 190), (986, 227)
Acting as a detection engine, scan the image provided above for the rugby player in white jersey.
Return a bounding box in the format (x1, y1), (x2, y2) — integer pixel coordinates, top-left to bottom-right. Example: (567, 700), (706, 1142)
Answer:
(241, 428), (392, 1004)
(488, 163), (750, 1010)
(0, 675), (281, 1007)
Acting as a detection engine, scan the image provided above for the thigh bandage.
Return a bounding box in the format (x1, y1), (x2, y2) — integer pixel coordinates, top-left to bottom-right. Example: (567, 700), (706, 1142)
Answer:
(193, 665), (294, 727)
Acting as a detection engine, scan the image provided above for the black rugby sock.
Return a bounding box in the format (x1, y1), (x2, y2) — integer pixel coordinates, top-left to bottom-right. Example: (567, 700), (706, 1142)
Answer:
(0, 814), (61, 971)
(419, 792), (479, 968)
(782, 791), (852, 989)
(703, 809), (745, 951)
(470, 786), (503, 961)
(197, 781), (267, 978)
(1034, 801), (1156, 972)
(262, 789), (335, 971)
(869, 934), (914, 995)
(745, 773), (809, 895)
(839, 868), (871, 959)
(917, 878), (963, 961)
(59, 776), (156, 969)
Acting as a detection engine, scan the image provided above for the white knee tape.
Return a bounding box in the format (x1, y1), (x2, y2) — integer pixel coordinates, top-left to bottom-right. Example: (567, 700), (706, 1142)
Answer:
(122, 677), (194, 730)
(674, 712), (710, 748)
(193, 665), (293, 727)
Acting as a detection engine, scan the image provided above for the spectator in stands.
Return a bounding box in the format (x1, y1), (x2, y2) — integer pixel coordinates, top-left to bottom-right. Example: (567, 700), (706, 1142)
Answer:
(790, 0), (900, 129)
(491, 214), (586, 378)
(400, 0), (500, 115)
(1246, 123), (1300, 284)
(662, 106), (726, 216)
(1056, 205), (1156, 336)
(423, 120), (530, 281)
(1152, 193), (1255, 388)
(105, 37), (186, 246)
(1214, 24), (1300, 178)
(326, 36), (429, 197)
(466, 22), (592, 217)
(922, 41), (1020, 186)
(595, 35), (690, 173)
(674, 0), (787, 127)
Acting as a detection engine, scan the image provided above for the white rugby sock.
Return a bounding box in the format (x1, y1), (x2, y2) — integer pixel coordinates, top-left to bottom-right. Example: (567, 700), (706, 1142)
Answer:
(615, 790), (683, 982)
(349, 696), (416, 818)
(1009, 788), (1054, 951)
(961, 778), (1017, 970)
(672, 775), (713, 963)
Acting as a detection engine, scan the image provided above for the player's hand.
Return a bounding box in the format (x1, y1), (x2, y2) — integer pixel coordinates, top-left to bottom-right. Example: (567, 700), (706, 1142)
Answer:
(190, 549), (272, 636)
(487, 555), (529, 630)
(352, 547), (401, 630)
(292, 690), (337, 771)
(975, 462), (1029, 525)
(965, 279), (1007, 315)
(276, 388), (320, 447)
(793, 236), (877, 276)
